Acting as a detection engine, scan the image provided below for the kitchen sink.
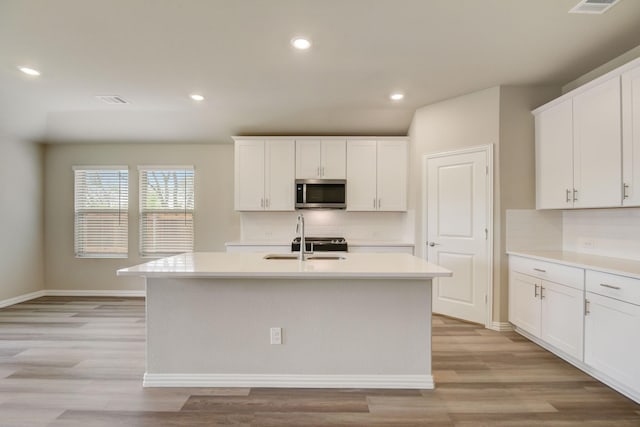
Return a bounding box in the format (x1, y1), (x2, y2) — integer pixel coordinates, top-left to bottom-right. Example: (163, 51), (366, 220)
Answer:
(263, 254), (299, 260)
(263, 254), (346, 261)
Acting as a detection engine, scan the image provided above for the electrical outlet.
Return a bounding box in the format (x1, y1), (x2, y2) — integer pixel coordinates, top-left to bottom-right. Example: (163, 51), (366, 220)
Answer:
(270, 327), (282, 345)
(582, 239), (595, 249)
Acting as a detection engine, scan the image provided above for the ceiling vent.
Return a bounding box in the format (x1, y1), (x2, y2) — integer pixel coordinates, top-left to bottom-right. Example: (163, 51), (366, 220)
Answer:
(569, 0), (621, 14)
(95, 95), (130, 105)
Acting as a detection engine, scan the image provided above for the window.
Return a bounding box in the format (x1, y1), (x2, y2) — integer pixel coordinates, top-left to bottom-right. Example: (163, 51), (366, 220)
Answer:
(139, 166), (194, 257)
(74, 166), (128, 258)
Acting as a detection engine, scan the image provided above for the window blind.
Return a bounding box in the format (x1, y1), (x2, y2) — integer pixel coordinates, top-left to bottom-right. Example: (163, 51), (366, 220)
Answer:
(74, 167), (128, 258)
(139, 166), (194, 257)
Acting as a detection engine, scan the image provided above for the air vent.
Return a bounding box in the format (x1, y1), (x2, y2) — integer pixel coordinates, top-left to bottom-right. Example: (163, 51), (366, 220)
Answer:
(96, 95), (130, 105)
(569, 0), (621, 14)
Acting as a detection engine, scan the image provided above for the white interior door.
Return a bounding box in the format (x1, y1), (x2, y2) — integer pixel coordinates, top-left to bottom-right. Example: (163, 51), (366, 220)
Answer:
(426, 147), (491, 325)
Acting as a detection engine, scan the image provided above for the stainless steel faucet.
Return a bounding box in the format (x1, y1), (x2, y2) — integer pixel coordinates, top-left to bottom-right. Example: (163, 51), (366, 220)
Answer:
(296, 213), (312, 261)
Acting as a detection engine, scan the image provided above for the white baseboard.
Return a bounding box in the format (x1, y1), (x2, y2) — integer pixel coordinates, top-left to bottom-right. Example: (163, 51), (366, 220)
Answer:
(45, 289), (145, 297)
(489, 321), (513, 332)
(0, 289), (145, 308)
(143, 373), (435, 389)
(0, 290), (47, 308)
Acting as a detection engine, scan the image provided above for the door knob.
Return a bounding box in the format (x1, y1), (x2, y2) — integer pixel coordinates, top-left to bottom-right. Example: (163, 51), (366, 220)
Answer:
(429, 242), (440, 247)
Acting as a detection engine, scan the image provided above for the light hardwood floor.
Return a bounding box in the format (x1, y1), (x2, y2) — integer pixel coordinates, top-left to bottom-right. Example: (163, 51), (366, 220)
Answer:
(0, 296), (638, 426)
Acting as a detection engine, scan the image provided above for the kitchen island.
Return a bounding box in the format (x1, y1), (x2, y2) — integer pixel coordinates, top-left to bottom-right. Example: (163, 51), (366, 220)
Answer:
(117, 252), (451, 389)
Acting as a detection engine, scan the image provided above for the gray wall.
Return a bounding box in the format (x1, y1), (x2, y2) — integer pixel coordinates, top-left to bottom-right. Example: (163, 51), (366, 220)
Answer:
(408, 85), (558, 323)
(44, 143), (240, 291)
(0, 135), (44, 301)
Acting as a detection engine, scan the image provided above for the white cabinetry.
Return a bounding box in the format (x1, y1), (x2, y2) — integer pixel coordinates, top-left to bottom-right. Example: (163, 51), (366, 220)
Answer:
(573, 77), (622, 208)
(584, 270), (640, 397)
(346, 139), (407, 211)
(622, 64), (640, 206)
(234, 139), (295, 211)
(536, 99), (574, 209)
(535, 77), (622, 209)
(296, 139), (346, 179)
(508, 256), (584, 360)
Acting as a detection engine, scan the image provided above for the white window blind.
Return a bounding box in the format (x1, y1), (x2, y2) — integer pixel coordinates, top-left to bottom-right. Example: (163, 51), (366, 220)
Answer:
(139, 166), (194, 257)
(74, 167), (128, 258)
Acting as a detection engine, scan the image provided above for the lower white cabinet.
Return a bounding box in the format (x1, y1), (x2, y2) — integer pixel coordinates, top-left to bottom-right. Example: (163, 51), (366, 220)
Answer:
(584, 270), (640, 397)
(509, 254), (640, 403)
(585, 291), (640, 392)
(508, 264), (584, 360)
(540, 280), (584, 359)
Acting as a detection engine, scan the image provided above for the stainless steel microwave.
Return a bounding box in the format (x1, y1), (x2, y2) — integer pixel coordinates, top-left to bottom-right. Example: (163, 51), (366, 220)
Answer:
(295, 179), (346, 209)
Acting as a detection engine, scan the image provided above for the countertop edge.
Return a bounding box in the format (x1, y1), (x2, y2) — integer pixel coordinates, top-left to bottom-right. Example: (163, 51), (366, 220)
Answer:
(507, 250), (640, 280)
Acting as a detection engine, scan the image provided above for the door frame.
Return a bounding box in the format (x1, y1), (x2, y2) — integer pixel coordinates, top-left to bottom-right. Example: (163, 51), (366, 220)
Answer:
(421, 144), (494, 328)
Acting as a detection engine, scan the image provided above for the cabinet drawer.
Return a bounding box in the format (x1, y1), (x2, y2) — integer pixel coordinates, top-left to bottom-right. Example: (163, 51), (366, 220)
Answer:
(510, 256), (584, 290)
(586, 270), (640, 306)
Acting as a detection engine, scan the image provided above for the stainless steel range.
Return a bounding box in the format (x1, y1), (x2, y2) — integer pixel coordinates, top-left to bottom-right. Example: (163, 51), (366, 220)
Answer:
(291, 237), (348, 252)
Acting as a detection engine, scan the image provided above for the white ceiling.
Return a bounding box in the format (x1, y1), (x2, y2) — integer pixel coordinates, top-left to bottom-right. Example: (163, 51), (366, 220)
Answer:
(2, 0), (640, 144)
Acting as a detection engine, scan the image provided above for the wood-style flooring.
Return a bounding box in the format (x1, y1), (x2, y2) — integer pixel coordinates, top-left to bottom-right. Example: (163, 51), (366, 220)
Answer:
(0, 296), (638, 426)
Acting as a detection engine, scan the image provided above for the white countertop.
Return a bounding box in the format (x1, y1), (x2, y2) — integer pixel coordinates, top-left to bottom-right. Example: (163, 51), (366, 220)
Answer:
(117, 252), (451, 280)
(507, 250), (640, 280)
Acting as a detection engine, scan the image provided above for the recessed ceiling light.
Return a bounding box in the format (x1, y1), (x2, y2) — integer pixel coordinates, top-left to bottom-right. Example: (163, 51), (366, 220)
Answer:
(390, 93), (404, 101)
(190, 94), (205, 101)
(291, 37), (312, 50)
(18, 66), (41, 76)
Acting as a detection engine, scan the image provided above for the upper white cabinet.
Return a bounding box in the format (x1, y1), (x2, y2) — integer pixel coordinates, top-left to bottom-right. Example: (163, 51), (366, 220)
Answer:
(296, 139), (346, 179)
(234, 139), (295, 211)
(346, 139), (407, 211)
(535, 99), (574, 209)
(535, 76), (622, 209)
(622, 64), (640, 206)
(573, 77), (622, 208)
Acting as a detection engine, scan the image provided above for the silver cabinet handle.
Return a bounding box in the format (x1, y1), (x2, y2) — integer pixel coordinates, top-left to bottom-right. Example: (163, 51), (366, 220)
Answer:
(534, 284), (539, 298)
(585, 299), (590, 315)
(540, 286), (545, 299)
(378, 198), (381, 209)
(573, 189), (578, 202)
(566, 189), (571, 203)
(428, 242), (440, 247)
(533, 268), (546, 273)
(321, 167), (325, 177)
(623, 183), (630, 199)
(373, 198), (376, 209)
(260, 198), (264, 208)
(317, 167), (321, 177)
(600, 283), (621, 290)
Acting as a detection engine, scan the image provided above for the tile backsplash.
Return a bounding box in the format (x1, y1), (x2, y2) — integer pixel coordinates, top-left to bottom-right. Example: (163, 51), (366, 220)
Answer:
(240, 210), (415, 242)
(563, 208), (640, 260)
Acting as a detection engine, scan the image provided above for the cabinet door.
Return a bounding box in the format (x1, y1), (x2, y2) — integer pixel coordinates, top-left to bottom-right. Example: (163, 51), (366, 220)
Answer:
(320, 139), (346, 179)
(234, 140), (265, 211)
(540, 280), (584, 360)
(377, 140), (407, 211)
(573, 77), (622, 208)
(622, 65), (640, 206)
(508, 271), (541, 337)
(346, 140), (378, 211)
(265, 140), (295, 211)
(535, 99), (574, 209)
(295, 140), (321, 179)
(585, 292), (640, 392)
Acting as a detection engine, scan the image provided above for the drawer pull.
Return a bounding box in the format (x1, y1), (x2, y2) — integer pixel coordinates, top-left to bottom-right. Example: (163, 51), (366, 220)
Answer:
(600, 283), (621, 290)
(585, 299), (590, 315)
(540, 286), (545, 299)
(534, 284), (539, 298)
(533, 268), (546, 273)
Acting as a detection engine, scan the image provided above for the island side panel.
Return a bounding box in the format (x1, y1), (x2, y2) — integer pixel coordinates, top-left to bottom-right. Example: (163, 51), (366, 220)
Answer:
(145, 277), (433, 387)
